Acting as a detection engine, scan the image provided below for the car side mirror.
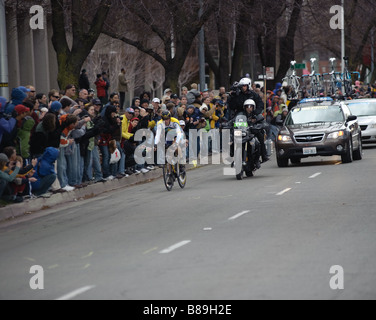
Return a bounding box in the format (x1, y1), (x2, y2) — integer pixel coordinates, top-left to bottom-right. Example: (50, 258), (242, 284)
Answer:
(347, 115), (357, 122)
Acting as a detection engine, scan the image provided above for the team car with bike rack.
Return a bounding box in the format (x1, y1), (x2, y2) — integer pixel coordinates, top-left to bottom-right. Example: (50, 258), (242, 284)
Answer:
(276, 100), (363, 167)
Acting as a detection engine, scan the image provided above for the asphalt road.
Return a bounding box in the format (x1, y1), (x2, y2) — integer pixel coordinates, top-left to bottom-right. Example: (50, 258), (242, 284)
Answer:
(1, 146), (376, 300)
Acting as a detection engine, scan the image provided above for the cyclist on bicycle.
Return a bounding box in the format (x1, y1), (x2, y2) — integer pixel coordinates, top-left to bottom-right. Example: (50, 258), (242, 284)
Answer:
(155, 110), (183, 145)
(154, 110), (185, 170)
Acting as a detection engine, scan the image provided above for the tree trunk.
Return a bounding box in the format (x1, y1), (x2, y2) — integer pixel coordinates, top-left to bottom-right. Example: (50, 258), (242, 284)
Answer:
(55, 55), (82, 90)
(51, 0), (110, 90)
(275, 0), (303, 86)
(218, 37), (231, 88)
(231, 10), (248, 84)
(345, 0), (358, 66)
(164, 65), (181, 94)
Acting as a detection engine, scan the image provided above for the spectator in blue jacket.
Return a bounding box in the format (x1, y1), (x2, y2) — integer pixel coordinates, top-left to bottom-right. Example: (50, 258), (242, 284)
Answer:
(4, 88), (27, 114)
(0, 97), (17, 151)
(31, 147), (59, 197)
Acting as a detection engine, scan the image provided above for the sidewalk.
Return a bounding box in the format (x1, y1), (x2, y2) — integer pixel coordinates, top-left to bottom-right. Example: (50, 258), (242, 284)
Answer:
(0, 161), (206, 223)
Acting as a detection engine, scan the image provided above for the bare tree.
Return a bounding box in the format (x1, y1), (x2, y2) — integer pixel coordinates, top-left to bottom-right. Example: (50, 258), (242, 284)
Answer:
(101, 0), (218, 93)
(50, 0), (111, 89)
(178, 46), (200, 93)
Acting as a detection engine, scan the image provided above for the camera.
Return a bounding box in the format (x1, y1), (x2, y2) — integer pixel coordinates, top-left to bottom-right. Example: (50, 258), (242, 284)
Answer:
(230, 81), (241, 96)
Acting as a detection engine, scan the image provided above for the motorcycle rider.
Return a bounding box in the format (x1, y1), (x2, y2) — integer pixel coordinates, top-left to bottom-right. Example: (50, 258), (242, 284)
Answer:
(243, 99), (269, 163)
(228, 78), (264, 118)
(228, 99), (269, 164)
(228, 78), (268, 162)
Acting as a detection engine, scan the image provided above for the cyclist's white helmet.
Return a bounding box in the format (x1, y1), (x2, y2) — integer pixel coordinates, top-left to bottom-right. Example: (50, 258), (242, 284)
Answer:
(239, 78), (252, 88)
(244, 99), (256, 108)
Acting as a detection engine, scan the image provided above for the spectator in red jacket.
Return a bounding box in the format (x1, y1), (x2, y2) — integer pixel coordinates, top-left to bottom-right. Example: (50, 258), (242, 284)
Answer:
(95, 74), (107, 105)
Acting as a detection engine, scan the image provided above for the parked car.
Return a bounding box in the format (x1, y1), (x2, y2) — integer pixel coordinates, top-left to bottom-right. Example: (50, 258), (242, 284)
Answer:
(344, 99), (376, 143)
(276, 101), (362, 167)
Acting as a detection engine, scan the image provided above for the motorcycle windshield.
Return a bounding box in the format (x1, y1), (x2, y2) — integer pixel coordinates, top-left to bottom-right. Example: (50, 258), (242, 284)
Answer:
(234, 115), (248, 129)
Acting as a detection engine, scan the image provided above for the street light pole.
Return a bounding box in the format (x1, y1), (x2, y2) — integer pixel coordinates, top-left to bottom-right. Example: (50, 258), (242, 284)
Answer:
(371, 28), (375, 83)
(0, 0), (9, 100)
(341, 0), (345, 76)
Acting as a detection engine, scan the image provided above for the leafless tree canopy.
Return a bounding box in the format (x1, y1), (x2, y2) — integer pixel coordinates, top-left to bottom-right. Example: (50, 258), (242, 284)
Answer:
(5, 0), (376, 91)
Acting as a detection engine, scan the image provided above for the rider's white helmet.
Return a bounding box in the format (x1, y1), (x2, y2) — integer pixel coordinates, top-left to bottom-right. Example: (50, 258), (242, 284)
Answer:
(244, 99), (256, 108)
(239, 78), (252, 88)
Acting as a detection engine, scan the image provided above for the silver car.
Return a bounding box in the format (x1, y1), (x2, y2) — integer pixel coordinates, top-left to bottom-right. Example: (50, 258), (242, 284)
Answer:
(344, 99), (376, 143)
(276, 102), (363, 167)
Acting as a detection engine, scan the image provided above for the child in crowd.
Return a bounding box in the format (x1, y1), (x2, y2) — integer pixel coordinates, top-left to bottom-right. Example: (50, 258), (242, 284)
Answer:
(0, 153), (22, 203)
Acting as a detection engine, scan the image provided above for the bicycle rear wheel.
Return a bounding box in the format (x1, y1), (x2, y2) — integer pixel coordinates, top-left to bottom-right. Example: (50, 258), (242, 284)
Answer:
(163, 165), (174, 191)
(344, 79), (352, 97)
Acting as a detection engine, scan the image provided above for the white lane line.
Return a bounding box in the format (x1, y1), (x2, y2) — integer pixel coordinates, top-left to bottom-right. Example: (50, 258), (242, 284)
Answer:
(309, 172), (322, 179)
(276, 188), (292, 196)
(229, 211), (250, 221)
(56, 285), (96, 300)
(160, 241), (191, 254)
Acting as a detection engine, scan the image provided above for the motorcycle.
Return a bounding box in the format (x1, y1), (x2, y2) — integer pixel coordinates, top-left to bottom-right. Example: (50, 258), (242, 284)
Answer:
(230, 113), (266, 180)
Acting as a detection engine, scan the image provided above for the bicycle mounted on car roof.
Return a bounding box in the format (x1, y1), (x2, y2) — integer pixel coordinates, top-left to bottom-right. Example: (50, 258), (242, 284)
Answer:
(322, 58), (342, 98)
(282, 61), (301, 100)
(342, 57), (360, 98)
(302, 58), (323, 98)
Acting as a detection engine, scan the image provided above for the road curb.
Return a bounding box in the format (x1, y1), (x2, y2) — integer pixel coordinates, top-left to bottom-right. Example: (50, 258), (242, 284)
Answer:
(0, 160), (210, 223)
(0, 169), (164, 223)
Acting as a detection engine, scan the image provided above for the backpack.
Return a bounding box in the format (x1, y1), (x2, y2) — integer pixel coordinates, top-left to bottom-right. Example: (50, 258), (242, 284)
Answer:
(0, 121), (17, 152)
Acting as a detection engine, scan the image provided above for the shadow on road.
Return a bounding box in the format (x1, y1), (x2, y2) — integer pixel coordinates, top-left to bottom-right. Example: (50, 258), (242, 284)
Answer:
(290, 159), (341, 167)
(363, 144), (376, 150)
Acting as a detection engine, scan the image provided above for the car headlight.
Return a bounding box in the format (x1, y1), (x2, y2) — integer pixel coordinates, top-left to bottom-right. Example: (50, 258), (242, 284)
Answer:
(327, 131), (345, 139)
(278, 135), (292, 142)
(370, 123), (376, 129)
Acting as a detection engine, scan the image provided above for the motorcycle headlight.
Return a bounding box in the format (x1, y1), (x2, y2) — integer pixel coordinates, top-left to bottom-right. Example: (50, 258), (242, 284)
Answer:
(327, 131), (345, 139)
(234, 130), (243, 137)
(278, 135), (292, 142)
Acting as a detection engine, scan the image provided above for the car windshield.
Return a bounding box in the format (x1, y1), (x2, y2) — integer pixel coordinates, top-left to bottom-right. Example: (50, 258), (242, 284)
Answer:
(285, 105), (345, 125)
(346, 101), (376, 117)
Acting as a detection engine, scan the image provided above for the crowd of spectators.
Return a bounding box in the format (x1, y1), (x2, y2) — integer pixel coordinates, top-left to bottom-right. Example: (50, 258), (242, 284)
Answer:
(0, 72), (232, 204)
(1, 68), (376, 205)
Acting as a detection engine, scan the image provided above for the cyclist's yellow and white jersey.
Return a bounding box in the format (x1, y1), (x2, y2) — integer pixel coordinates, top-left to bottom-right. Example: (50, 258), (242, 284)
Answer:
(155, 117), (184, 145)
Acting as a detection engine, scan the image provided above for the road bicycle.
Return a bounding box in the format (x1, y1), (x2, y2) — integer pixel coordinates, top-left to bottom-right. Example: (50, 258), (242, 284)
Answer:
(282, 60), (301, 99)
(342, 57), (360, 97)
(163, 148), (187, 191)
(302, 58), (323, 98)
(163, 161), (187, 191)
(322, 58), (342, 97)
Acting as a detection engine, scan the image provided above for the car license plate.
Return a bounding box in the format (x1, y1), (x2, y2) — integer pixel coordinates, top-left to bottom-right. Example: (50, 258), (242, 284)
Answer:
(303, 147), (317, 155)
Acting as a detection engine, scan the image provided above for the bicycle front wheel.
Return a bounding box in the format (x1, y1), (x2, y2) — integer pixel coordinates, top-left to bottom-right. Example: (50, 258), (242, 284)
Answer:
(177, 165), (187, 189)
(163, 165), (174, 192)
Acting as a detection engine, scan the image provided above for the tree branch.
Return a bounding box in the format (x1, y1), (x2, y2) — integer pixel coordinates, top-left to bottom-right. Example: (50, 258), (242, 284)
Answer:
(124, 0), (169, 43)
(101, 29), (168, 69)
(50, 0), (70, 56)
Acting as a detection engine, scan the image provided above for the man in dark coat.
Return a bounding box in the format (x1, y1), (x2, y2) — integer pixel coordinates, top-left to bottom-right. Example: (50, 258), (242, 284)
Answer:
(79, 69), (90, 90)
(228, 78), (264, 118)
